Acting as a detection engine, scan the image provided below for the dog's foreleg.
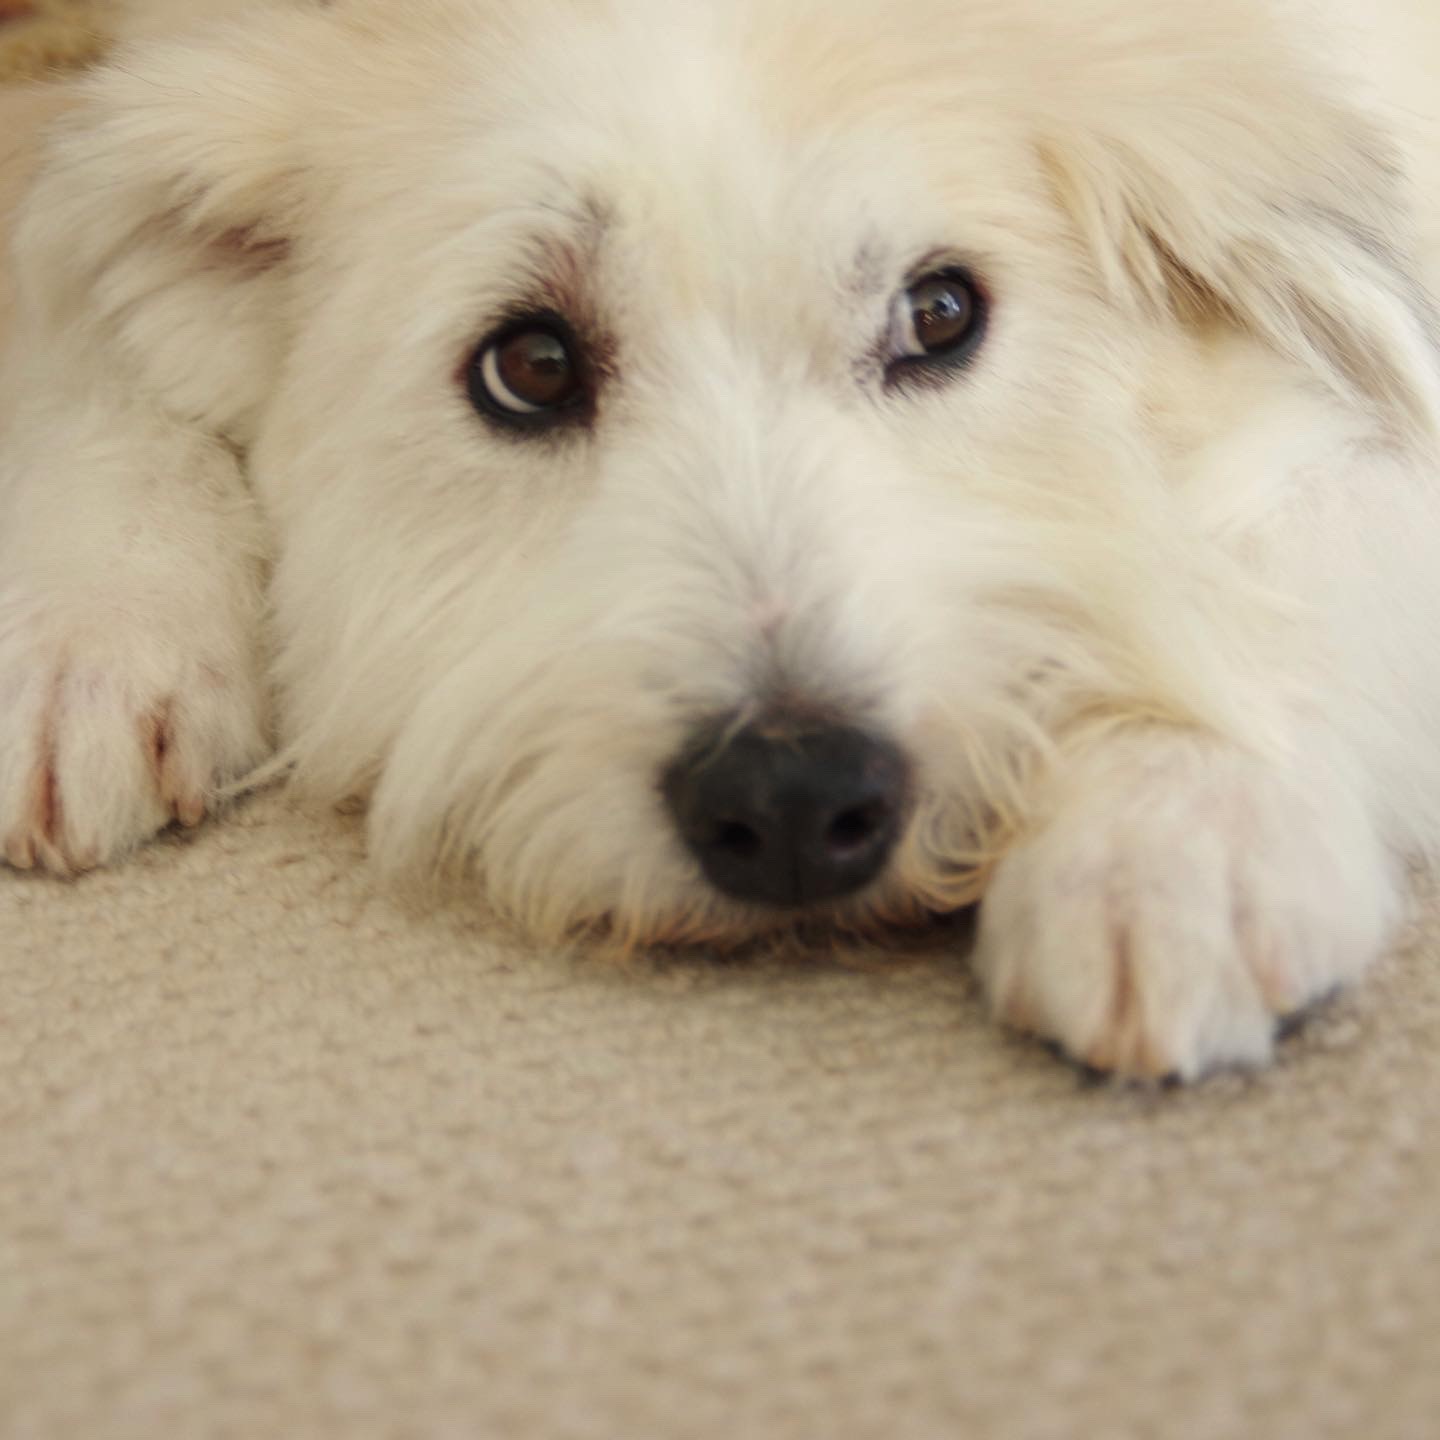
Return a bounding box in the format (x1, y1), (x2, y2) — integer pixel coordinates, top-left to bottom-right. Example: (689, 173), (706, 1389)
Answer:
(0, 368), (269, 874)
(971, 722), (1402, 1080)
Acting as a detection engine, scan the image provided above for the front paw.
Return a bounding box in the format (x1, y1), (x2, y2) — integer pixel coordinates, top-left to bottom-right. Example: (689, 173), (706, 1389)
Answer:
(0, 620), (268, 875)
(973, 736), (1399, 1081)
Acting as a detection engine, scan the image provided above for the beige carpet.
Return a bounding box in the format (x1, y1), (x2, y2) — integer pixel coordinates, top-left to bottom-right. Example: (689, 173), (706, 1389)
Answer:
(3, 788), (1439, 1439)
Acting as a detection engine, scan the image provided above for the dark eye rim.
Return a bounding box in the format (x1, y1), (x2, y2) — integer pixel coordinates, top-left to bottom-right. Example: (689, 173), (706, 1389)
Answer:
(464, 309), (592, 433)
(883, 265), (990, 390)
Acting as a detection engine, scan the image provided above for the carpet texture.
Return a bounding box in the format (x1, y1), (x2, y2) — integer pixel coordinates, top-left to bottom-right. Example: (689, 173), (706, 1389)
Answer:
(3, 791), (1440, 1439)
(2, 10), (1439, 1439)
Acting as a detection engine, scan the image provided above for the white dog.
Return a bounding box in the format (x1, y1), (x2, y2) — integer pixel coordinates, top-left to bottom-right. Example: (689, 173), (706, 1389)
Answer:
(1, 0), (1438, 1079)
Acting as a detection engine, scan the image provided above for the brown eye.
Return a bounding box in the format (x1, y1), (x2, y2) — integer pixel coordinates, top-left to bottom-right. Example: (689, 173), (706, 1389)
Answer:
(890, 269), (987, 370)
(469, 318), (584, 424)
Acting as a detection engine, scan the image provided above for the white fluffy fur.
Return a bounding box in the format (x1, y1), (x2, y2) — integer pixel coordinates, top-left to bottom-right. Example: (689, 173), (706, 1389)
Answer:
(1, 0), (1438, 1078)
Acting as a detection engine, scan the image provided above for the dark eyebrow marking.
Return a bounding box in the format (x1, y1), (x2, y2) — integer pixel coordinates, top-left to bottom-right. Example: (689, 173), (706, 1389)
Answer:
(849, 238), (891, 299)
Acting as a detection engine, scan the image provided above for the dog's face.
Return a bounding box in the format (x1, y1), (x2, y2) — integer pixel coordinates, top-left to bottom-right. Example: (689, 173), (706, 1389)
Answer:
(262, 0), (1157, 946)
(19, 0), (1438, 944)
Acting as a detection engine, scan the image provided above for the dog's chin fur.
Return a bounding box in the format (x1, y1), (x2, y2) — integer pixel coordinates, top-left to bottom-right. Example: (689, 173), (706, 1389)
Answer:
(2, 0), (1440, 1076)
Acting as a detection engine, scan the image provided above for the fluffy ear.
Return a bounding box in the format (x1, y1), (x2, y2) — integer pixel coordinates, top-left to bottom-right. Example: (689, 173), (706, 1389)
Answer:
(9, 8), (317, 437)
(1037, 8), (1440, 440)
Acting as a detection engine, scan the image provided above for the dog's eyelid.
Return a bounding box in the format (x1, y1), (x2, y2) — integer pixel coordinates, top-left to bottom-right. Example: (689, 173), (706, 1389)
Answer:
(902, 248), (990, 287)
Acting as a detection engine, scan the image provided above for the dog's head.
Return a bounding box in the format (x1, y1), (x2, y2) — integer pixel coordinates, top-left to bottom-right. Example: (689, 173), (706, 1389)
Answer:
(15, 0), (1438, 944)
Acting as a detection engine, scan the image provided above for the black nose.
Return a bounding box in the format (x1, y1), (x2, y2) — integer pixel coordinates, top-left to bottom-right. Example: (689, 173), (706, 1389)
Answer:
(662, 721), (911, 908)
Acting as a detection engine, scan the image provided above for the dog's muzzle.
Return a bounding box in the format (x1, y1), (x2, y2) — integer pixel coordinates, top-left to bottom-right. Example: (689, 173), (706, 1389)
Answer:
(662, 720), (911, 909)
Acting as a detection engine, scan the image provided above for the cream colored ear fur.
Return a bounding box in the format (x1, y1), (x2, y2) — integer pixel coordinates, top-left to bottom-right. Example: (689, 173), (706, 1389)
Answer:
(1036, 6), (1440, 438)
(8, 10), (315, 435)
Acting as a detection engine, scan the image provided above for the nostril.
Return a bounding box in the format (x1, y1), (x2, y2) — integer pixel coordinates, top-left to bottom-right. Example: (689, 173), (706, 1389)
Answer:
(825, 802), (890, 856)
(712, 819), (764, 859)
(662, 718), (911, 908)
